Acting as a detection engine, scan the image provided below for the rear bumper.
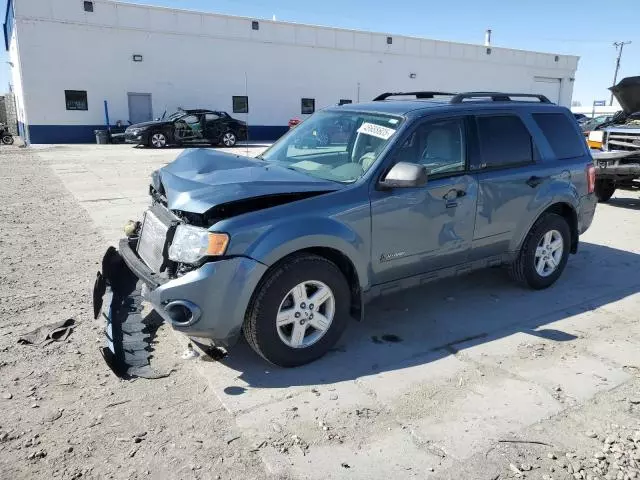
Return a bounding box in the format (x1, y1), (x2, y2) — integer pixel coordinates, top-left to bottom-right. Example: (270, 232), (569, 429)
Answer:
(115, 238), (267, 347)
(578, 193), (597, 235)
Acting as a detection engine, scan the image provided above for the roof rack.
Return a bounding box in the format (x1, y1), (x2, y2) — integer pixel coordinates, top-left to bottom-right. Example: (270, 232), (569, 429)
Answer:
(449, 92), (552, 104)
(373, 91), (456, 101)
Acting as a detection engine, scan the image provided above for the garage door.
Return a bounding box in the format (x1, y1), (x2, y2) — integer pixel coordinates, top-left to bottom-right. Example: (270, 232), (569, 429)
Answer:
(532, 77), (561, 104)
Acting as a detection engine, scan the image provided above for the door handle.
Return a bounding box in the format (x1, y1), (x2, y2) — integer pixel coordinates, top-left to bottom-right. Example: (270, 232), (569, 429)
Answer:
(443, 189), (466, 201)
(526, 176), (547, 188)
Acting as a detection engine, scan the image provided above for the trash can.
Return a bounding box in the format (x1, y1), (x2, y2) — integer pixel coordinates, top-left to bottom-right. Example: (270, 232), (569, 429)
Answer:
(94, 130), (109, 145)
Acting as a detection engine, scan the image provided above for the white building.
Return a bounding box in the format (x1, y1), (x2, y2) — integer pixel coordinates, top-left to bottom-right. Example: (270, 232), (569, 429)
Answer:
(4, 0), (579, 144)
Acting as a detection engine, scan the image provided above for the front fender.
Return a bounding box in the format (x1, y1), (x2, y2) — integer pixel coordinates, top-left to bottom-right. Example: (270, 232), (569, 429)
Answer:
(509, 179), (579, 252)
(243, 217), (369, 289)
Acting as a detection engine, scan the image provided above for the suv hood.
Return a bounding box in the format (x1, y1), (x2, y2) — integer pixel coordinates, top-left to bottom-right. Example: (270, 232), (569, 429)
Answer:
(610, 76), (640, 115)
(156, 148), (342, 214)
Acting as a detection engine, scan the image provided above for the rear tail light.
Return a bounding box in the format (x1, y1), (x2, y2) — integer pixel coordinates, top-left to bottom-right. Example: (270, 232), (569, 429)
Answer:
(586, 163), (596, 194)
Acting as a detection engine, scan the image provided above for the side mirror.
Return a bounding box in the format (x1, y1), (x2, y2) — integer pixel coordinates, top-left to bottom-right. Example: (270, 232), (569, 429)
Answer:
(379, 162), (428, 189)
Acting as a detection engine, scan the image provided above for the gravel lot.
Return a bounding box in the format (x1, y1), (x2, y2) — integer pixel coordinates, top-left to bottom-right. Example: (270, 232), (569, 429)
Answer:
(2, 144), (640, 480)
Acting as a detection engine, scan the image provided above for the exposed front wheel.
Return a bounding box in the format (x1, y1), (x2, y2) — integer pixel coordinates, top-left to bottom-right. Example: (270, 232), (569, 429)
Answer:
(243, 254), (350, 367)
(510, 213), (571, 290)
(221, 131), (237, 147)
(594, 179), (616, 203)
(149, 132), (167, 148)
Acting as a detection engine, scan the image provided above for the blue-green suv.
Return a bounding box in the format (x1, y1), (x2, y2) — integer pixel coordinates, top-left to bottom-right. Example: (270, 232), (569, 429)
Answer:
(93, 91), (598, 369)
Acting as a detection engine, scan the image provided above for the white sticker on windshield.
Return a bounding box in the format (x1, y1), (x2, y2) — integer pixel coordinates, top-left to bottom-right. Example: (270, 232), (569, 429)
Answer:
(357, 122), (397, 140)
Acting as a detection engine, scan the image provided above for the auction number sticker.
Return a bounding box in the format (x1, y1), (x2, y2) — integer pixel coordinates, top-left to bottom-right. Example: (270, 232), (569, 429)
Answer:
(357, 122), (397, 140)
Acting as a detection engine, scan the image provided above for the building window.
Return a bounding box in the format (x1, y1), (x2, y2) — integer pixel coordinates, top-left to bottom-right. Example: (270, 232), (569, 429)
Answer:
(301, 98), (315, 115)
(486, 47), (492, 55)
(251, 21), (259, 30)
(83, 1), (94, 12)
(232, 96), (248, 114)
(387, 36), (393, 45)
(65, 90), (88, 111)
(339, 99), (352, 105)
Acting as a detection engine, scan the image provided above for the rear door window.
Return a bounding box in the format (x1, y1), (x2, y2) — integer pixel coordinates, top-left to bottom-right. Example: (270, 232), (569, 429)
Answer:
(532, 112), (586, 159)
(476, 115), (533, 169)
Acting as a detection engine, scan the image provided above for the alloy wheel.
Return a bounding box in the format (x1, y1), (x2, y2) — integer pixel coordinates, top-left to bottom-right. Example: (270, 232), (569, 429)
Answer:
(535, 229), (564, 277)
(222, 132), (236, 147)
(151, 133), (166, 148)
(276, 280), (335, 349)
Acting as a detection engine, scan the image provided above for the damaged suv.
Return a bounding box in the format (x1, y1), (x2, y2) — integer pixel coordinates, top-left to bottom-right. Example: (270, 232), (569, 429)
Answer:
(588, 76), (640, 202)
(94, 91), (597, 369)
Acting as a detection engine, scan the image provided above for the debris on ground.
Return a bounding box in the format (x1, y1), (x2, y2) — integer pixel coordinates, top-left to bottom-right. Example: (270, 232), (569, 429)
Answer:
(17, 319), (76, 346)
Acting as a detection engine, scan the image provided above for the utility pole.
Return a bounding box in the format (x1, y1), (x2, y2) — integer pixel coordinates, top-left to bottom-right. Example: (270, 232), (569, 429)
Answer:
(610, 41), (632, 106)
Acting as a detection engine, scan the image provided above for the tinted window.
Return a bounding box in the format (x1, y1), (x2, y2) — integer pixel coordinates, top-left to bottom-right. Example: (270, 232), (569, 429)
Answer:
(476, 115), (532, 168)
(232, 96), (248, 114)
(398, 118), (466, 175)
(65, 90), (88, 111)
(533, 113), (585, 159)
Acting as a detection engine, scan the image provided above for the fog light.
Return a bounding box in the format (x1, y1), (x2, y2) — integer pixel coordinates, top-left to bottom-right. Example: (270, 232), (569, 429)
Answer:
(124, 220), (139, 237)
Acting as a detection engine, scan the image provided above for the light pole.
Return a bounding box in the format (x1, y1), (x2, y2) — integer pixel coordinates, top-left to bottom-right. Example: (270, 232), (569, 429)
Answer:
(610, 41), (631, 106)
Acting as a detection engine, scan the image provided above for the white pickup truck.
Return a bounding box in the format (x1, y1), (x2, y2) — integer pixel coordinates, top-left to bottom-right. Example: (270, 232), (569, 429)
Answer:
(589, 76), (640, 202)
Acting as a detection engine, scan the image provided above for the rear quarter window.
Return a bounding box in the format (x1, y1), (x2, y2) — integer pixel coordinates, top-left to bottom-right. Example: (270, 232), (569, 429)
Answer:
(532, 112), (586, 160)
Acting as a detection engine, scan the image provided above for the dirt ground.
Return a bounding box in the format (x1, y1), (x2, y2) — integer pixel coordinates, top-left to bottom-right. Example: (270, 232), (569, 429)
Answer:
(0, 147), (271, 480)
(2, 144), (640, 480)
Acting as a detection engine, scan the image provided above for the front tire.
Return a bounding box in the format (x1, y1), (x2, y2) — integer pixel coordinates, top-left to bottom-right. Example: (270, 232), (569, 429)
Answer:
(510, 213), (571, 290)
(221, 131), (237, 147)
(243, 254), (350, 367)
(594, 179), (616, 203)
(149, 132), (167, 148)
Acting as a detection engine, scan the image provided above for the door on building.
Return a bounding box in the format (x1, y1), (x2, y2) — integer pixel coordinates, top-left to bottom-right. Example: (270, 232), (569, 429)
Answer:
(533, 77), (561, 104)
(127, 93), (153, 125)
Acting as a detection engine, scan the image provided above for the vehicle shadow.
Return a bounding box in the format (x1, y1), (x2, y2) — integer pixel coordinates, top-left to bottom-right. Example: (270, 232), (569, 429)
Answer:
(217, 241), (640, 390)
(606, 197), (640, 210)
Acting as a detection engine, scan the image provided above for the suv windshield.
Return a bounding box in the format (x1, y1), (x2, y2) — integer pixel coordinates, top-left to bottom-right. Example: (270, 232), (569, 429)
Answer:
(260, 111), (403, 183)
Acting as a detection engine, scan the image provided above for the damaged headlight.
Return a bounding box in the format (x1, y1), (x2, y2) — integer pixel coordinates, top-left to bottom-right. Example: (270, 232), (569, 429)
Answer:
(168, 225), (229, 264)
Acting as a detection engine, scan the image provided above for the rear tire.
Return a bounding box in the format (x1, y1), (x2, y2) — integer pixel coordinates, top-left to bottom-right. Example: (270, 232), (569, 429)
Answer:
(221, 131), (237, 147)
(509, 213), (571, 290)
(243, 254), (350, 367)
(594, 179), (616, 203)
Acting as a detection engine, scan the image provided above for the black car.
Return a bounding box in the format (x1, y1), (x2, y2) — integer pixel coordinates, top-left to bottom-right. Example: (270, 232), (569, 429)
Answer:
(125, 109), (248, 148)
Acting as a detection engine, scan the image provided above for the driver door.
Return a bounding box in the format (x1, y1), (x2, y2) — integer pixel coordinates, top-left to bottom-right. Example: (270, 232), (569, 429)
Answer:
(174, 114), (204, 143)
(369, 116), (479, 285)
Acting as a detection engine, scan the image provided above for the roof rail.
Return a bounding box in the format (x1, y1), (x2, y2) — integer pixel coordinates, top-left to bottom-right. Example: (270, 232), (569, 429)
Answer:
(449, 92), (552, 104)
(373, 91), (456, 101)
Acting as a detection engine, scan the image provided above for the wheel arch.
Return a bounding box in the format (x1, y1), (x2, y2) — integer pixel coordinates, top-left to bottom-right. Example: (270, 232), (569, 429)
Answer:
(255, 247), (364, 321)
(516, 202), (579, 255)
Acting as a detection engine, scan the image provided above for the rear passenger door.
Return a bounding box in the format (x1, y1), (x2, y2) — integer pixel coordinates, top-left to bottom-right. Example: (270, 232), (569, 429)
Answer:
(469, 113), (542, 260)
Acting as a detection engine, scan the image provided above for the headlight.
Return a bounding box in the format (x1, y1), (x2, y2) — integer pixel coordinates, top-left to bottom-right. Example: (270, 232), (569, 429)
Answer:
(168, 225), (229, 264)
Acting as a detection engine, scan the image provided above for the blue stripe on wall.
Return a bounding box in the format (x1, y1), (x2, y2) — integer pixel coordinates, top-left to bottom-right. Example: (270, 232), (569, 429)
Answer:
(27, 124), (288, 144)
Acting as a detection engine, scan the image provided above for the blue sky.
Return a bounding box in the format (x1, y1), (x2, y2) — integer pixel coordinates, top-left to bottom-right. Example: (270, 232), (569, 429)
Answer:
(1, 0), (638, 106)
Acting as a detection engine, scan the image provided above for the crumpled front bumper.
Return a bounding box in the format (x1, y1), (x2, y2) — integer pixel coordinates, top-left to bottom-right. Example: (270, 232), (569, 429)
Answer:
(98, 238), (268, 347)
